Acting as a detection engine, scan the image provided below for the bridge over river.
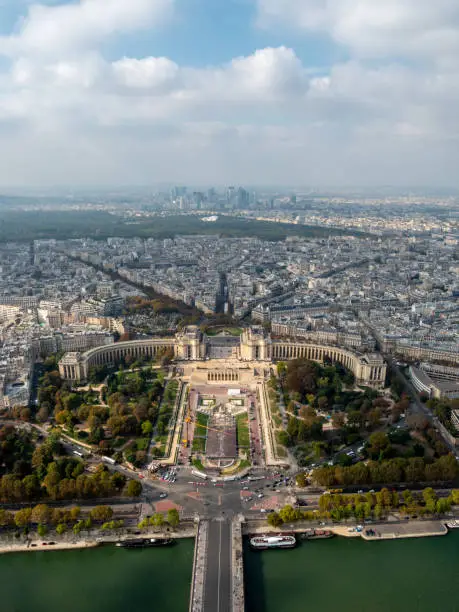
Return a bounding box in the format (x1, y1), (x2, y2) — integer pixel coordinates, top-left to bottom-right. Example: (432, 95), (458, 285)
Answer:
(189, 517), (245, 612)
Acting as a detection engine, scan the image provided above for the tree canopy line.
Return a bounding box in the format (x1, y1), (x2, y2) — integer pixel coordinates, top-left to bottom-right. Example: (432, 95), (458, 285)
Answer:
(311, 454), (459, 487)
(125, 295), (186, 316)
(0, 504), (120, 534)
(0, 426), (142, 503)
(267, 488), (459, 527)
(0, 210), (366, 245)
(138, 508), (180, 530)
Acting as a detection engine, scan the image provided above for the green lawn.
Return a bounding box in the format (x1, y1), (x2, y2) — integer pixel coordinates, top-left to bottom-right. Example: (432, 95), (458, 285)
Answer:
(192, 412), (209, 452)
(276, 445), (288, 458)
(192, 458), (205, 471)
(236, 413), (250, 448)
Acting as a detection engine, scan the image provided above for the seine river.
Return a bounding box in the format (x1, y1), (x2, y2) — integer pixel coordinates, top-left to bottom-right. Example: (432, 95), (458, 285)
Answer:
(244, 530), (459, 612)
(0, 539), (194, 612)
(2, 532), (459, 612)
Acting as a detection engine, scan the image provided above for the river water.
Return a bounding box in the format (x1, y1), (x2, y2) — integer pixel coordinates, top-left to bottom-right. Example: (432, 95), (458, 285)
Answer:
(2, 532), (458, 612)
(244, 530), (459, 612)
(0, 539), (194, 612)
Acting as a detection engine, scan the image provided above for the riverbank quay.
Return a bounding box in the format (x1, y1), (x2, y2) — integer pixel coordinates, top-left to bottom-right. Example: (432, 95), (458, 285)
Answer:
(242, 518), (449, 541)
(0, 539), (99, 554)
(360, 520), (447, 541)
(0, 523), (197, 555)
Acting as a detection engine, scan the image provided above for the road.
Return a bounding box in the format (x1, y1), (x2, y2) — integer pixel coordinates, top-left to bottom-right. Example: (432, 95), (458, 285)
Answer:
(203, 519), (232, 612)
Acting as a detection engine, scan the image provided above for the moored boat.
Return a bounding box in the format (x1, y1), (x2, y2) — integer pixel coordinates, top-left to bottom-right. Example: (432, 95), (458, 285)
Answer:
(301, 528), (334, 540)
(250, 534), (296, 550)
(445, 520), (459, 529)
(116, 538), (174, 549)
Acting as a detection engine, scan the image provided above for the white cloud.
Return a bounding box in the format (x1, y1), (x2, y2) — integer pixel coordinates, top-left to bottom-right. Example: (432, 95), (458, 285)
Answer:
(257, 0), (459, 62)
(113, 57), (179, 90)
(0, 1), (457, 186)
(0, 43), (457, 186)
(0, 0), (173, 57)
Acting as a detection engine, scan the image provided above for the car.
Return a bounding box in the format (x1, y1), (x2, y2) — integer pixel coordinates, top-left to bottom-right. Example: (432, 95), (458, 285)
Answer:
(358, 490), (364, 494)
(257, 494), (264, 498)
(138, 474), (144, 479)
(159, 493), (167, 498)
(260, 509), (267, 513)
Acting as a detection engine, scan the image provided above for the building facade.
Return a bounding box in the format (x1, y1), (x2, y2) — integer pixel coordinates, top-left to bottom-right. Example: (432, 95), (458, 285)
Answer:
(59, 325), (387, 387)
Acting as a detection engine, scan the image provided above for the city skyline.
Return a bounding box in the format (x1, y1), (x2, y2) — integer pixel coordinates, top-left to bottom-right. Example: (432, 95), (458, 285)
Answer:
(0, 0), (458, 188)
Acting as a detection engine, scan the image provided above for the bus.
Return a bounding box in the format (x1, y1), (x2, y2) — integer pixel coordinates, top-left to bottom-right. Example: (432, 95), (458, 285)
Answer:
(102, 456), (116, 465)
(191, 470), (207, 480)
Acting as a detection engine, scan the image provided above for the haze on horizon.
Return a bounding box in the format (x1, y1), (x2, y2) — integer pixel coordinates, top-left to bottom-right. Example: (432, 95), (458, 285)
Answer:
(0, 0), (458, 189)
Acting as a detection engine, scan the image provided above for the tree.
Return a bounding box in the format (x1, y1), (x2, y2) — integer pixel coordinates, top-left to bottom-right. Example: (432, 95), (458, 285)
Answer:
(14, 508), (32, 528)
(0, 509), (14, 527)
(138, 518), (149, 530)
(150, 513), (165, 528)
(111, 472), (126, 491)
(141, 420), (153, 436)
(436, 498), (451, 515)
(167, 509), (180, 528)
(56, 523), (67, 535)
(367, 432), (391, 458)
(70, 506), (81, 521)
(90, 506), (113, 522)
(125, 480), (142, 497)
(296, 473), (308, 488)
(332, 412), (345, 429)
(36, 405), (50, 423)
(31, 504), (51, 525)
(277, 362), (288, 377)
(267, 512), (283, 527)
(317, 396), (328, 411)
(37, 524), (48, 538)
(73, 521), (83, 536)
(279, 505), (298, 523)
(22, 474), (40, 500)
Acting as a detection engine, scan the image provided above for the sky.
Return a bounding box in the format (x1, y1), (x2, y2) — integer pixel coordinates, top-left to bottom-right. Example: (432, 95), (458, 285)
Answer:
(0, 0), (458, 189)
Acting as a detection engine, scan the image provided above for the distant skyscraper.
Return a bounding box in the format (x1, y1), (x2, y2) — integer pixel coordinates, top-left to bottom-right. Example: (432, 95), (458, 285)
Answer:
(193, 192), (204, 210)
(237, 187), (249, 209)
(171, 186), (187, 199)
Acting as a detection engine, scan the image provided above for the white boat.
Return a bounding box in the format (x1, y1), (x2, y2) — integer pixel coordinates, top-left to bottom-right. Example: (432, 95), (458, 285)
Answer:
(250, 534), (296, 550)
(446, 520), (459, 529)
